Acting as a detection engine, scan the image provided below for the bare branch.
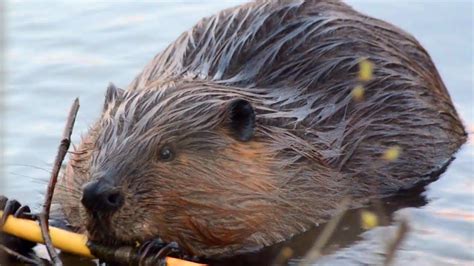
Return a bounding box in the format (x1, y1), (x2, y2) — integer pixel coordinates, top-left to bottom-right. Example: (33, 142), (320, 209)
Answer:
(39, 98), (80, 266)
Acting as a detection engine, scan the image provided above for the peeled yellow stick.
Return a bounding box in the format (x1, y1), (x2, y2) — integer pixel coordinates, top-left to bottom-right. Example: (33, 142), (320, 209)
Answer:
(1, 210), (92, 257)
(0, 211), (205, 266)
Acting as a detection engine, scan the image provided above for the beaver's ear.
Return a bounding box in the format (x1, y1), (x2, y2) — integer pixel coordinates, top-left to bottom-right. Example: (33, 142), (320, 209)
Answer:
(103, 82), (124, 113)
(227, 99), (255, 142)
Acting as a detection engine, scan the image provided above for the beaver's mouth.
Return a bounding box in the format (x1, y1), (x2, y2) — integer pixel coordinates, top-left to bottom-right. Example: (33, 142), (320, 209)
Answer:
(85, 212), (130, 246)
(84, 210), (156, 248)
(85, 213), (112, 242)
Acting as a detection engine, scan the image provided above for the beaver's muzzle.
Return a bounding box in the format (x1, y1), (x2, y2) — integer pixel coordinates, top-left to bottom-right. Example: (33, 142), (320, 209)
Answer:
(81, 180), (124, 214)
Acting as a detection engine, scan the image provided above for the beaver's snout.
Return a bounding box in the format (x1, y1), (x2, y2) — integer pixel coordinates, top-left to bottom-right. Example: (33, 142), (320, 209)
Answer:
(81, 180), (124, 213)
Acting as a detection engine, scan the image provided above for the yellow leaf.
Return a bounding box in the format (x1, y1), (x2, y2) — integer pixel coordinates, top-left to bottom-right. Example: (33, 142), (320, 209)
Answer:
(352, 85), (365, 101)
(280, 246), (293, 259)
(361, 210), (379, 229)
(382, 146), (401, 161)
(358, 59), (374, 81)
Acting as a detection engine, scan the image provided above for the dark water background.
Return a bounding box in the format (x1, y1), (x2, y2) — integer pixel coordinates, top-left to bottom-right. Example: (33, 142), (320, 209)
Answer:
(1, 1), (473, 265)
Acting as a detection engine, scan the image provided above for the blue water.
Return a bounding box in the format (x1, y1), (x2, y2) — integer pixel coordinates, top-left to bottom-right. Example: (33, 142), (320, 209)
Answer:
(2, 1), (473, 265)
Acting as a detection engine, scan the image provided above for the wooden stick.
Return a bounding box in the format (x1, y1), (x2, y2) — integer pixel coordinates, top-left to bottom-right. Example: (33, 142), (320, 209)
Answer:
(384, 220), (409, 266)
(0, 211), (206, 266)
(38, 212), (61, 265)
(39, 98), (80, 266)
(301, 197), (350, 264)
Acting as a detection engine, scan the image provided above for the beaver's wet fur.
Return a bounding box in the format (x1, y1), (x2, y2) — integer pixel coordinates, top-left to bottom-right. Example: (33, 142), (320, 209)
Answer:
(54, 0), (466, 258)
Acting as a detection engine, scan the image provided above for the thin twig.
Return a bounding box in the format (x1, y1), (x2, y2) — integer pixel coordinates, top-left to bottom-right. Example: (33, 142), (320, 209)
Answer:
(384, 219), (409, 266)
(38, 98), (80, 266)
(38, 213), (59, 265)
(301, 197), (350, 264)
(0, 243), (43, 265)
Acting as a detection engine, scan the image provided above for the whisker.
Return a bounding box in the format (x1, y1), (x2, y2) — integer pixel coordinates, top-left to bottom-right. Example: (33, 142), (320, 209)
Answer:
(6, 172), (43, 181)
(5, 164), (53, 174)
(54, 184), (83, 195)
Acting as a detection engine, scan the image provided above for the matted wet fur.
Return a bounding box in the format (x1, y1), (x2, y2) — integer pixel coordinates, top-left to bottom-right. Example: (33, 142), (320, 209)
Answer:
(54, 0), (466, 257)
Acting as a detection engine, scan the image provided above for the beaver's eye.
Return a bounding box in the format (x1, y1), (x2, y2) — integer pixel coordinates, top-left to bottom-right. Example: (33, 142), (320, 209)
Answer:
(159, 146), (174, 162)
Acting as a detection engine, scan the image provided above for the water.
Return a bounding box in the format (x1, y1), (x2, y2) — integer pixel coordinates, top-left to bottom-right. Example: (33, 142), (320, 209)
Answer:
(2, 1), (473, 265)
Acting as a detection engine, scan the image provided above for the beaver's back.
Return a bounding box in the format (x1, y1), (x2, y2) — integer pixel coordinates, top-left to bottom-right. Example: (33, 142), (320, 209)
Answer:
(127, 0), (465, 195)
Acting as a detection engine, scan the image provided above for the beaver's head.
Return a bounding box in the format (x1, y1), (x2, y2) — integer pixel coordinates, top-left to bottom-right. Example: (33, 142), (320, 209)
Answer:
(67, 82), (325, 257)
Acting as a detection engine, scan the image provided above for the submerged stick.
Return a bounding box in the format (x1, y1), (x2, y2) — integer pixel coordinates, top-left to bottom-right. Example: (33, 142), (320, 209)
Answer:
(0, 211), (206, 266)
(39, 98), (80, 266)
(384, 220), (409, 266)
(301, 197), (350, 264)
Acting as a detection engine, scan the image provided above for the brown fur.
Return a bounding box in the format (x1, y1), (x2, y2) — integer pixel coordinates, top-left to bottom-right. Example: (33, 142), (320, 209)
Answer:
(54, 0), (466, 257)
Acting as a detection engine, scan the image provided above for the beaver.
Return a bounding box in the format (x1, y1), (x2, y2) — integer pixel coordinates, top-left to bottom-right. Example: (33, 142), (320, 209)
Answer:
(48, 0), (466, 259)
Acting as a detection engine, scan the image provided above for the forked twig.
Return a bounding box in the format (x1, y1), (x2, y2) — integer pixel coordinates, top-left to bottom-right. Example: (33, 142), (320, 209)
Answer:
(38, 98), (80, 266)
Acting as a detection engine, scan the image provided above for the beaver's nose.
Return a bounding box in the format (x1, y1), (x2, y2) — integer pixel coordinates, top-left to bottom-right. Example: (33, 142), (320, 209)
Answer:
(81, 180), (124, 213)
